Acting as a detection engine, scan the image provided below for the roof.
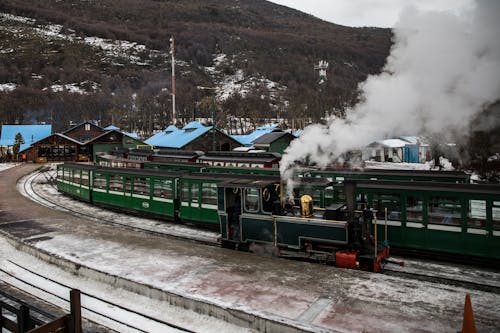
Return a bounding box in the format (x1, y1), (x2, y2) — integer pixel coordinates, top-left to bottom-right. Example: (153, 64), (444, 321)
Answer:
(231, 124), (281, 146)
(198, 151), (281, 163)
(124, 132), (138, 139)
(368, 139), (410, 148)
(144, 125), (181, 147)
(145, 122), (211, 149)
(104, 125), (120, 131)
(253, 132), (295, 145)
(19, 133), (83, 152)
(62, 121), (102, 135)
(0, 124), (52, 151)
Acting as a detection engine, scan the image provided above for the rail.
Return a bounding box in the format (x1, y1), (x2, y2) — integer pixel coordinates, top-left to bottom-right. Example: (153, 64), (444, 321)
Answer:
(0, 288), (81, 333)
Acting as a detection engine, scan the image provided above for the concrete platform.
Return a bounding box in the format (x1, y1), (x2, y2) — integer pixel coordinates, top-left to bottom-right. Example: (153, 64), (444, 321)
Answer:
(1, 164), (499, 332)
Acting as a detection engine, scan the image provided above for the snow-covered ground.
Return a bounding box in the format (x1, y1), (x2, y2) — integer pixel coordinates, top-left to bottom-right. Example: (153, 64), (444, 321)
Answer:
(0, 162), (20, 172)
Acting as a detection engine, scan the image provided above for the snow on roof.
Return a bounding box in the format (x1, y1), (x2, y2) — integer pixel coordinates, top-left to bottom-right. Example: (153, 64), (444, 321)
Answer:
(104, 125), (120, 131)
(369, 139), (410, 148)
(0, 124), (52, 151)
(145, 122), (211, 149)
(124, 132), (138, 139)
(231, 124), (280, 146)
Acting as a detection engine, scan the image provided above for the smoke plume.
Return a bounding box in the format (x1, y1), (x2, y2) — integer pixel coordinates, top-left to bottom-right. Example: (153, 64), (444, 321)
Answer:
(280, 0), (500, 193)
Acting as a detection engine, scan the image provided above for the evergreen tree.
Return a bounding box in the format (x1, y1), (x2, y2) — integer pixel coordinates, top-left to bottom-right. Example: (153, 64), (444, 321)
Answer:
(13, 132), (25, 161)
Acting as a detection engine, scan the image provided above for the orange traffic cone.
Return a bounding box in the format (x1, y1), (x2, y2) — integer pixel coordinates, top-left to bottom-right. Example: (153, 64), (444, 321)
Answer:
(461, 293), (477, 333)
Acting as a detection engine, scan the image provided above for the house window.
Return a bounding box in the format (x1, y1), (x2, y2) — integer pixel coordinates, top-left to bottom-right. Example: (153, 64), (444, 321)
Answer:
(85, 124), (91, 131)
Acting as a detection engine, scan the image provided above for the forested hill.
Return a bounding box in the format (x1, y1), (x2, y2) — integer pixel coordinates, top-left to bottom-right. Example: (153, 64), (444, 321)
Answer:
(0, 0), (392, 134)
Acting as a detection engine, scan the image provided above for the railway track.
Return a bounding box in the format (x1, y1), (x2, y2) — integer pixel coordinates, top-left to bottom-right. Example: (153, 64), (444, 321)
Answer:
(0, 260), (196, 333)
(20, 166), (500, 294)
(383, 265), (500, 294)
(19, 166), (219, 246)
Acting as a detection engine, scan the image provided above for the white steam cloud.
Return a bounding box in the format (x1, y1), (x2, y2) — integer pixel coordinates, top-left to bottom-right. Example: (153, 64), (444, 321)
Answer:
(280, 0), (500, 190)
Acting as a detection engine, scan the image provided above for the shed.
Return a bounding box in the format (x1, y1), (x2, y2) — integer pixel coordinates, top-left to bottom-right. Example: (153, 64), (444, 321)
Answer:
(252, 132), (296, 154)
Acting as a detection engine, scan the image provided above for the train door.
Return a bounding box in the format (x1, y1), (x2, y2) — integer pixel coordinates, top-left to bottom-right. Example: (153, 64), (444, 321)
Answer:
(225, 187), (242, 241)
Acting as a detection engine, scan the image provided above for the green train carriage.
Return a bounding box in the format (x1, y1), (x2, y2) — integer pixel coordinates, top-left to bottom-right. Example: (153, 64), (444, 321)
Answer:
(178, 173), (246, 226)
(56, 163), (95, 202)
(90, 167), (183, 220)
(350, 180), (500, 261)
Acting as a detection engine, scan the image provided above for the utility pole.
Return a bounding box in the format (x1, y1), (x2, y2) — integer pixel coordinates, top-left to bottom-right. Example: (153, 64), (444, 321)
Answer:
(170, 35), (176, 125)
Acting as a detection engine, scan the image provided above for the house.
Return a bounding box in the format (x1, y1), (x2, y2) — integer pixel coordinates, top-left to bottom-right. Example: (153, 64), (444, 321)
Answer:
(365, 137), (429, 163)
(23, 122), (146, 162)
(145, 122), (241, 152)
(87, 130), (145, 161)
(366, 139), (409, 163)
(252, 132), (296, 154)
(23, 133), (88, 162)
(231, 125), (281, 147)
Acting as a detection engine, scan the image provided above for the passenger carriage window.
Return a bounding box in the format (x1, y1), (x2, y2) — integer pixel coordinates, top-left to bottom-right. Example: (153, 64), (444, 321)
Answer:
(93, 172), (107, 189)
(372, 194), (401, 221)
(493, 201), (500, 231)
(428, 197), (461, 225)
(125, 177), (132, 192)
(153, 179), (172, 198)
(57, 167), (63, 179)
(245, 188), (259, 212)
(110, 175), (123, 192)
(336, 188), (346, 202)
(325, 186), (334, 206)
(468, 200), (486, 228)
(72, 170), (80, 184)
(64, 169), (71, 181)
(406, 196), (423, 222)
(191, 183), (199, 204)
(181, 182), (190, 202)
(312, 189), (322, 207)
(356, 193), (368, 210)
(133, 177), (150, 195)
(202, 183), (217, 205)
(81, 171), (89, 186)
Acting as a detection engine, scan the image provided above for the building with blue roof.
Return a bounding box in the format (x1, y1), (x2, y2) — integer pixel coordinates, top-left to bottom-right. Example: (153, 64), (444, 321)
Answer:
(145, 121), (240, 152)
(0, 124), (52, 153)
(231, 124), (281, 146)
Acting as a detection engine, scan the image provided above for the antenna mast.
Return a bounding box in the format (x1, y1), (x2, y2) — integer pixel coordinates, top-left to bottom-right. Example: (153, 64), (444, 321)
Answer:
(314, 60), (329, 84)
(170, 35), (176, 125)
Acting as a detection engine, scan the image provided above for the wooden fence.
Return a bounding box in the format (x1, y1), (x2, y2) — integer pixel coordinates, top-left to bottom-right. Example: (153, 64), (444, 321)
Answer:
(0, 289), (81, 333)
